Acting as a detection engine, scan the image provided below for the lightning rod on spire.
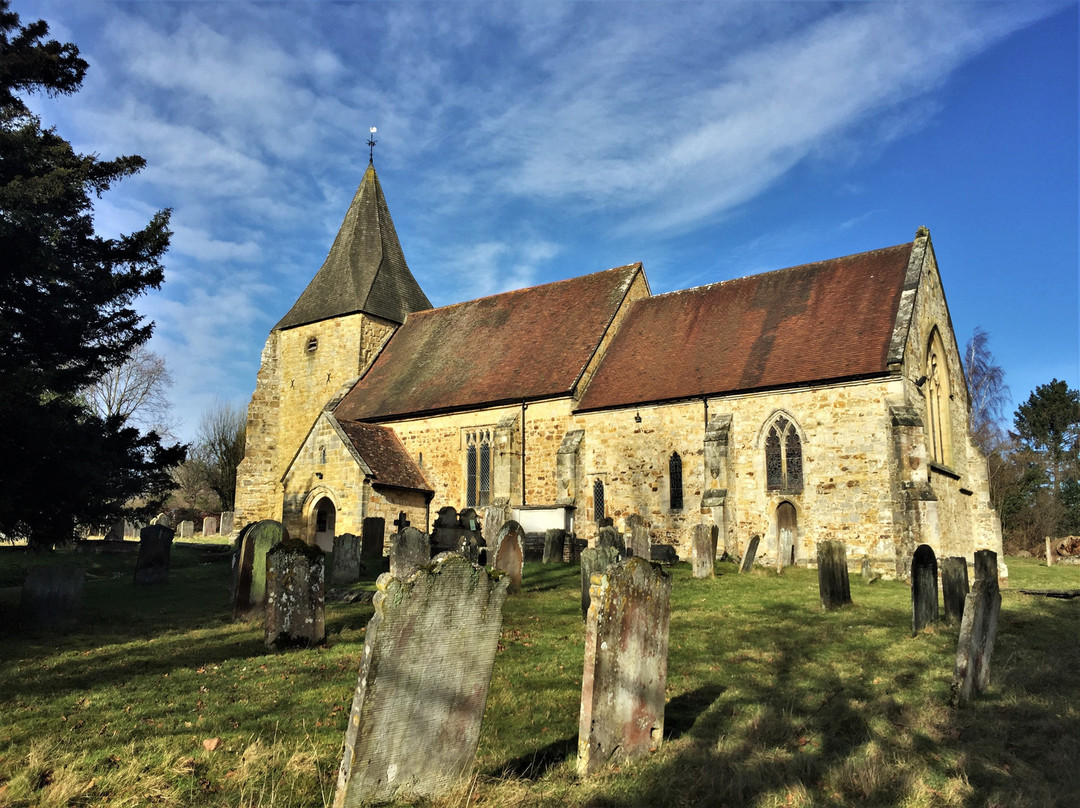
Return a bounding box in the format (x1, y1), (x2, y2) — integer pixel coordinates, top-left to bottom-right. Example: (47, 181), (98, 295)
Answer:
(368, 126), (377, 165)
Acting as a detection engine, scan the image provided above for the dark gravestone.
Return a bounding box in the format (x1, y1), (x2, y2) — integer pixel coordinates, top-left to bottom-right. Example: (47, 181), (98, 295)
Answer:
(578, 556), (672, 776)
(458, 508), (480, 532)
(390, 527), (430, 580)
(335, 555), (509, 805)
(135, 524), (175, 585)
(596, 526), (625, 556)
(952, 563), (1002, 706)
(739, 535), (761, 573)
(493, 521), (524, 594)
(103, 518), (126, 542)
(361, 517), (385, 560)
(974, 549), (999, 583)
(941, 557), (969, 624)
(581, 546), (621, 620)
(650, 544), (678, 564)
(265, 538), (325, 648)
(691, 524), (715, 579)
(232, 520), (287, 616)
(434, 506), (458, 529)
(21, 566), (84, 627)
(331, 533), (362, 584)
(911, 544), (939, 635)
(817, 540), (851, 610)
(543, 529), (566, 564)
(599, 517), (614, 528)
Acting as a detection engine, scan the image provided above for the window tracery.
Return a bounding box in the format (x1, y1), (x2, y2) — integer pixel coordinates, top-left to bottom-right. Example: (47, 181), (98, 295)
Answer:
(764, 414), (804, 492)
(465, 429), (493, 507)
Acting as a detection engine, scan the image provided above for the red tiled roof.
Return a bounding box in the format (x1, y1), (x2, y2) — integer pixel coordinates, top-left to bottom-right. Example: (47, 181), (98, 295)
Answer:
(334, 264), (641, 421)
(337, 421), (432, 494)
(575, 243), (913, 411)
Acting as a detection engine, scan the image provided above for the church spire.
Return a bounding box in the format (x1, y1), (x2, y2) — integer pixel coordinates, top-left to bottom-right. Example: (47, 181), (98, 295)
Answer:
(274, 162), (431, 331)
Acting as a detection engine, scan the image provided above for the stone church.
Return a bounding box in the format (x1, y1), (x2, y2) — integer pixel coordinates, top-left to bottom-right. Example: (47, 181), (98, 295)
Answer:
(234, 163), (1002, 577)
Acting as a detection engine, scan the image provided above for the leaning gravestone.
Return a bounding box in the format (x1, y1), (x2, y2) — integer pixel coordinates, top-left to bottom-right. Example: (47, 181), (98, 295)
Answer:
(265, 538), (325, 648)
(21, 566), (85, 627)
(219, 511), (234, 535)
(232, 520), (287, 616)
(543, 528), (566, 563)
(493, 521), (525, 594)
(911, 544), (939, 634)
(626, 514), (651, 559)
(691, 524), (715, 579)
(202, 516), (218, 536)
(335, 554), (510, 806)
(596, 526), (625, 556)
(360, 517), (385, 560)
(178, 520), (194, 539)
(580, 545), (621, 620)
(817, 540), (851, 610)
(389, 527), (430, 580)
(578, 556), (672, 776)
(331, 533), (362, 584)
(941, 556), (969, 624)
(952, 550), (1001, 706)
(135, 524), (175, 585)
(739, 535), (761, 573)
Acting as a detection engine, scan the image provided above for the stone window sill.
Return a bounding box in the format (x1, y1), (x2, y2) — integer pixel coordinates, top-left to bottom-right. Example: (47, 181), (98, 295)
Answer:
(929, 462), (961, 481)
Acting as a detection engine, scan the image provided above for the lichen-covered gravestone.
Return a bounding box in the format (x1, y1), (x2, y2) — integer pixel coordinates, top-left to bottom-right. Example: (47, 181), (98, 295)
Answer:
(21, 566), (84, 627)
(817, 540), (851, 610)
(596, 526), (625, 556)
(265, 538), (325, 648)
(580, 546), (621, 620)
(691, 524), (715, 579)
(543, 528), (566, 563)
(493, 520), (524, 594)
(578, 556), (672, 776)
(739, 535), (761, 573)
(952, 550), (1001, 706)
(389, 526), (430, 580)
(135, 524), (175, 585)
(232, 520), (287, 617)
(360, 517), (384, 561)
(626, 514), (650, 559)
(334, 554), (509, 806)
(941, 556), (969, 624)
(911, 544), (939, 634)
(331, 533), (362, 584)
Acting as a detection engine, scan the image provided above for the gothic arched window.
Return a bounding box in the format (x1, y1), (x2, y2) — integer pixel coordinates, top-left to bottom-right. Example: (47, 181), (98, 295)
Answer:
(925, 329), (952, 466)
(593, 479), (605, 523)
(465, 429), (493, 507)
(764, 415), (803, 493)
(669, 452), (683, 510)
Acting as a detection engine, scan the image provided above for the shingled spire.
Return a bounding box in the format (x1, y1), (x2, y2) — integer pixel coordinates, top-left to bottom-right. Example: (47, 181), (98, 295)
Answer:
(274, 165), (431, 331)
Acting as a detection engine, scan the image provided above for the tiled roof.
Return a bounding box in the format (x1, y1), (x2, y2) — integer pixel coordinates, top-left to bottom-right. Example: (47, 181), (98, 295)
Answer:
(274, 165), (431, 331)
(575, 243), (913, 411)
(338, 421), (432, 494)
(334, 264), (642, 421)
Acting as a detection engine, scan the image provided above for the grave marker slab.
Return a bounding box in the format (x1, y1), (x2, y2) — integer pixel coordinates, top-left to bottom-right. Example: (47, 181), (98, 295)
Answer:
(178, 520), (194, 539)
(941, 557), (969, 624)
(543, 528), (566, 563)
(650, 544), (678, 564)
(335, 554), (509, 806)
(21, 566), (84, 626)
(135, 524), (175, 585)
(219, 511), (235, 535)
(952, 562), (1001, 706)
(493, 521), (524, 593)
(691, 524), (715, 579)
(360, 517), (385, 560)
(580, 546), (620, 620)
(626, 514), (650, 559)
(739, 535), (760, 573)
(389, 526), (430, 580)
(265, 538), (325, 648)
(232, 520), (287, 616)
(817, 540), (851, 610)
(911, 544), (939, 634)
(578, 556), (672, 776)
(596, 526), (625, 556)
(332, 533), (363, 584)
(202, 516), (218, 536)
(974, 549), (999, 583)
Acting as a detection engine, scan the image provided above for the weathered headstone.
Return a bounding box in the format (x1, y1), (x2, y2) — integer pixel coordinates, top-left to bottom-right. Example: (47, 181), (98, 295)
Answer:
(178, 520), (194, 539)
(494, 521), (524, 594)
(152, 513), (170, 527)
(543, 528), (566, 563)
(219, 511), (235, 535)
(458, 508), (480, 532)
(650, 544), (678, 564)
(390, 526), (430, 580)
(596, 526), (625, 556)
(335, 554), (509, 806)
(232, 520), (287, 615)
(202, 516), (218, 536)
(691, 524), (715, 579)
(580, 545), (621, 620)
(739, 535), (760, 573)
(941, 556), (969, 624)
(817, 540), (851, 610)
(21, 566), (84, 627)
(483, 500), (510, 546)
(974, 548), (999, 584)
(458, 531), (487, 565)
(331, 533), (362, 584)
(911, 544), (939, 635)
(578, 556), (672, 776)
(952, 551), (1001, 706)
(103, 518), (126, 542)
(626, 514), (650, 559)
(360, 517), (385, 560)
(135, 524), (175, 585)
(434, 506), (458, 529)
(265, 538), (325, 648)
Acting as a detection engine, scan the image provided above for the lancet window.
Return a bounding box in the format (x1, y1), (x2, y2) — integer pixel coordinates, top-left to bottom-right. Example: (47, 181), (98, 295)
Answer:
(465, 429), (493, 507)
(593, 479), (605, 523)
(669, 452), (684, 510)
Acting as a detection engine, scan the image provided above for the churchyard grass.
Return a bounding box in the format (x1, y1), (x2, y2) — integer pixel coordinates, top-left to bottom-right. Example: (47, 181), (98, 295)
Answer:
(0, 550), (1077, 807)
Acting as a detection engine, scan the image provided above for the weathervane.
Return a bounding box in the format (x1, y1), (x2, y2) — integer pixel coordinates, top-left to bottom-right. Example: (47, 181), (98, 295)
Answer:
(368, 126), (377, 165)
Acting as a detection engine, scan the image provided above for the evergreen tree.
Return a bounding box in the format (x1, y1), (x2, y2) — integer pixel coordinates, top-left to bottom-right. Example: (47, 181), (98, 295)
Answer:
(0, 2), (184, 548)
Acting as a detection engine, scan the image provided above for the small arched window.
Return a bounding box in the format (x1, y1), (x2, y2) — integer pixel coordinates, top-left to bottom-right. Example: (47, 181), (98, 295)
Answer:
(593, 479), (605, 523)
(306, 336), (318, 354)
(765, 414), (803, 492)
(669, 452), (683, 510)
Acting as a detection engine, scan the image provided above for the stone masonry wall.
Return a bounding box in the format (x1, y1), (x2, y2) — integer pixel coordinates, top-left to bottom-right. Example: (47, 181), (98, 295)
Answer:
(282, 415), (367, 541)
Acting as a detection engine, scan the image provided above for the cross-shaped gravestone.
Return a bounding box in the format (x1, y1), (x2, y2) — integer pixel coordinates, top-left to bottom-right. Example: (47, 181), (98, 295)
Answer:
(393, 512), (410, 532)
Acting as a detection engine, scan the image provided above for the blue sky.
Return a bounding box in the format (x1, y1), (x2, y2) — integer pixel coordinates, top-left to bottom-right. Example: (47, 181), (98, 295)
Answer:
(17, 1), (1079, 443)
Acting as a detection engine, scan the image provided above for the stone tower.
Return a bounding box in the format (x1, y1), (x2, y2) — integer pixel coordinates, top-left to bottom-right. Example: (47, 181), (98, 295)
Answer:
(234, 164), (431, 528)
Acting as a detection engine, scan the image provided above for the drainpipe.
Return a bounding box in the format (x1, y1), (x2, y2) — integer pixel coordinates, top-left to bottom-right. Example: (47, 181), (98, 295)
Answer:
(521, 401), (528, 506)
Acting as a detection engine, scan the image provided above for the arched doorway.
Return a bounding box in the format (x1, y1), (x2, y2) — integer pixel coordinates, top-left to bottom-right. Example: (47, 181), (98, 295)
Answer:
(776, 501), (797, 568)
(312, 497), (336, 553)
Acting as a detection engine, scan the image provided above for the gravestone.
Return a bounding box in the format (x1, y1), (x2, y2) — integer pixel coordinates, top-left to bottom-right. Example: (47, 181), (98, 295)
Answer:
(817, 540), (851, 610)
(202, 516), (218, 536)
(103, 518), (126, 542)
(135, 524), (175, 585)
(434, 506), (458, 530)
(650, 544), (678, 564)
(941, 557), (969, 624)
(360, 517), (385, 560)
(626, 514), (650, 559)
(458, 508), (480, 533)
(152, 513), (170, 527)
(691, 524), (715, 579)
(578, 556), (672, 776)
(483, 500), (510, 546)
(332, 533), (363, 584)
(580, 546), (621, 620)
(596, 526), (625, 556)
(390, 527), (430, 580)
(952, 550), (1001, 706)
(911, 544), (939, 634)
(232, 520), (287, 616)
(265, 538), (325, 648)
(431, 507), (468, 555)
(21, 566), (84, 627)
(335, 554), (509, 806)
(219, 511), (234, 535)
(178, 520), (194, 539)
(861, 557), (881, 583)
(493, 521), (524, 594)
(599, 517), (614, 528)
(543, 529), (566, 563)
(739, 535), (760, 573)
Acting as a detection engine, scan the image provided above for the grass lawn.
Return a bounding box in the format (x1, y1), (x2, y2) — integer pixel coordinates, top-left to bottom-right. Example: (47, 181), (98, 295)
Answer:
(0, 546), (1077, 807)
